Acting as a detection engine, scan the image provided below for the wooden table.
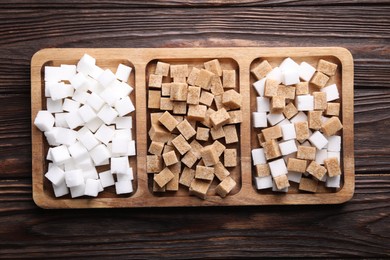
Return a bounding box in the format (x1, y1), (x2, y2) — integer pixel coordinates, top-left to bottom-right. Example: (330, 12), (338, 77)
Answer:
(1, 1), (389, 257)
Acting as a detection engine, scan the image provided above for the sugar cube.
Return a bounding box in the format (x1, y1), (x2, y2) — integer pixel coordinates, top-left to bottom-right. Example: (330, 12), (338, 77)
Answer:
(84, 179), (100, 197)
(45, 165), (65, 186)
(269, 158), (288, 177)
(279, 139), (298, 156)
(299, 62), (316, 81)
(251, 60), (272, 80)
(34, 110), (55, 132)
(51, 145), (71, 165)
(254, 175), (273, 190)
(115, 181), (133, 194)
(309, 131), (328, 150)
(99, 170), (115, 188)
(116, 63), (132, 82)
(65, 169), (84, 188)
(252, 148), (266, 166)
(321, 84), (339, 102)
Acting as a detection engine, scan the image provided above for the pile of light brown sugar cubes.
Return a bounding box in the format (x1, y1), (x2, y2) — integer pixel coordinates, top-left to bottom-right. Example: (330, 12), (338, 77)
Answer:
(251, 58), (342, 193)
(147, 59), (241, 199)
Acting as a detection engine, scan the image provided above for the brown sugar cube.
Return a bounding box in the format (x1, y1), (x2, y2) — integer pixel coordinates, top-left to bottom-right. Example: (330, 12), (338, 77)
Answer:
(214, 161), (230, 181)
(195, 69), (214, 90)
(163, 144), (175, 155)
(196, 127), (210, 141)
(170, 83), (188, 101)
(224, 148), (237, 167)
(325, 103), (340, 116)
(210, 75), (224, 96)
(321, 116), (343, 136)
(160, 97), (173, 111)
(287, 158), (307, 173)
(277, 85), (295, 100)
(324, 157), (341, 177)
(182, 150), (198, 168)
(215, 176), (236, 198)
(306, 161), (327, 180)
(295, 82), (309, 95)
(204, 59), (222, 77)
(148, 141), (165, 155)
(223, 70), (236, 89)
(274, 174), (290, 190)
(155, 61), (170, 77)
(148, 90), (161, 109)
(227, 110), (242, 124)
(262, 125), (282, 141)
(150, 112), (164, 125)
(195, 165), (214, 181)
(310, 71), (329, 89)
(171, 134), (191, 155)
(189, 179), (212, 199)
(271, 96), (285, 113)
(214, 95), (226, 110)
(172, 115), (184, 124)
(200, 144), (219, 166)
(176, 119), (196, 140)
(283, 102), (298, 119)
(173, 77), (186, 83)
(257, 133), (266, 146)
(190, 139), (203, 159)
(200, 108), (215, 128)
(255, 163), (270, 177)
(163, 150), (179, 166)
(154, 167), (175, 188)
(187, 105), (207, 122)
(187, 67), (200, 86)
(173, 101), (187, 115)
(148, 124), (171, 143)
(223, 125), (238, 144)
(148, 74), (163, 88)
(153, 178), (166, 192)
(299, 178), (318, 193)
(161, 83), (171, 97)
(166, 134), (177, 147)
(313, 92), (327, 111)
(180, 167), (195, 187)
(297, 146), (316, 160)
(147, 155), (163, 173)
(251, 60), (272, 80)
(158, 111), (179, 132)
(222, 89), (242, 109)
(170, 64), (188, 78)
(166, 167), (180, 191)
(317, 59), (338, 76)
(263, 139), (282, 160)
(210, 126), (225, 140)
(213, 140), (226, 157)
(264, 79), (279, 97)
(308, 111), (323, 130)
(199, 91), (215, 106)
(294, 121), (310, 143)
(210, 108), (231, 127)
(187, 86), (201, 105)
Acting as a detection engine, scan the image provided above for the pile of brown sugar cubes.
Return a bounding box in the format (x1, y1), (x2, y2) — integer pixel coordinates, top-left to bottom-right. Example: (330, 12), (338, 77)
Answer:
(147, 59), (241, 199)
(251, 58), (342, 193)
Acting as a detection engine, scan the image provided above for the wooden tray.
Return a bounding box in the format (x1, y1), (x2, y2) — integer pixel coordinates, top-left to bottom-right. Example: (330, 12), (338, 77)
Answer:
(31, 47), (354, 208)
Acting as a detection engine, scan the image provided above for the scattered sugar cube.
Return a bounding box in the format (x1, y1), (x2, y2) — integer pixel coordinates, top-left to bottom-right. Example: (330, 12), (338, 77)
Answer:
(114, 116), (132, 129)
(294, 121), (309, 143)
(324, 157), (341, 177)
(295, 95), (314, 111)
(266, 67), (283, 84)
(299, 62), (316, 81)
(280, 58), (299, 72)
(313, 92), (327, 111)
(262, 125), (282, 141)
(51, 145), (71, 165)
(283, 102), (298, 119)
(115, 181), (133, 194)
(287, 172), (302, 183)
(282, 69), (300, 86)
(52, 181), (69, 197)
(90, 144), (111, 165)
(299, 178), (318, 193)
(281, 123), (296, 141)
(251, 60), (272, 80)
(77, 54), (96, 75)
(116, 63), (132, 82)
(87, 92), (105, 111)
(255, 163), (270, 177)
(65, 111), (85, 129)
(70, 183), (86, 198)
(295, 82), (309, 96)
(222, 70), (236, 89)
(46, 98), (63, 113)
(64, 169), (84, 188)
(327, 135), (341, 152)
(84, 179), (100, 197)
(325, 102), (340, 116)
(274, 174), (290, 190)
(78, 104), (97, 123)
(34, 110), (55, 132)
(68, 141), (89, 162)
(252, 112), (267, 128)
(307, 161), (327, 181)
(297, 145), (316, 160)
(272, 181), (288, 193)
(195, 69), (214, 90)
(322, 116), (343, 136)
(79, 130), (100, 151)
(290, 111), (308, 123)
(326, 175), (341, 188)
(253, 78), (266, 96)
(111, 157), (130, 175)
(45, 164), (65, 186)
(317, 59), (338, 76)
(264, 79), (279, 97)
(311, 71), (329, 89)
(70, 72), (88, 91)
(115, 96), (135, 116)
(97, 69), (116, 87)
(252, 148), (266, 165)
(97, 104), (118, 125)
(321, 84), (339, 101)
(269, 158), (288, 177)
(315, 149), (328, 165)
(309, 131), (328, 150)
(99, 87), (121, 106)
(216, 176), (236, 198)
(279, 139), (298, 156)
(267, 112), (285, 126)
(94, 124), (115, 145)
(99, 170), (115, 188)
(255, 175), (273, 190)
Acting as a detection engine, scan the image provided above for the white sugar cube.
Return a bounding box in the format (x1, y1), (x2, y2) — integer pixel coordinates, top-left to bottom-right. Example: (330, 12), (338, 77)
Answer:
(49, 82), (71, 101)
(287, 172), (302, 183)
(82, 167), (99, 181)
(252, 78), (266, 96)
(112, 137), (129, 155)
(114, 129), (132, 139)
(99, 170), (115, 188)
(326, 175), (341, 188)
(281, 123), (296, 140)
(267, 112), (285, 126)
(116, 63), (132, 82)
(79, 130), (100, 151)
(87, 92), (105, 111)
(127, 140), (136, 156)
(269, 158), (288, 177)
(51, 145), (71, 165)
(321, 84), (339, 101)
(327, 135), (341, 152)
(62, 98), (80, 112)
(46, 148), (53, 161)
(70, 183), (86, 198)
(70, 72), (88, 91)
(54, 127), (77, 146)
(266, 67), (283, 84)
(98, 69), (116, 87)
(63, 84), (74, 98)
(117, 168), (134, 182)
(280, 57), (299, 72)
(84, 179), (100, 197)
(115, 181), (133, 194)
(299, 62), (316, 82)
(34, 110), (54, 132)
(85, 117), (104, 133)
(115, 116), (132, 129)
(72, 90), (90, 105)
(277, 118), (290, 126)
(89, 64), (104, 80)
(115, 96), (135, 116)
(45, 66), (62, 82)
(309, 131), (328, 150)
(99, 87), (121, 107)
(253, 112), (267, 128)
(45, 164), (65, 185)
(75, 156), (94, 169)
(45, 81), (55, 97)
(115, 82), (133, 98)
(65, 111), (84, 129)
(64, 159), (77, 171)
(55, 113), (69, 128)
(68, 142), (89, 161)
(77, 54), (96, 75)
(95, 124), (115, 145)
(279, 139), (298, 156)
(256, 97), (270, 112)
(315, 149), (328, 165)
(46, 98), (63, 113)
(328, 151), (341, 162)
(65, 169), (84, 187)
(87, 77), (104, 93)
(78, 104), (97, 123)
(111, 157), (129, 174)
(97, 105), (118, 125)
(90, 144), (110, 166)
(254, 176), (273, 190)
(60, 64), (77, 80)
(77, 126), (90, 140)
(295, 95), (314, 111)
(52, 181), (69, 197)
(44, 128), (60, 146)
(290, 111), (308, 123)
(272, 181), (289, 193)
(251, 148), (266, 166)
(282, 69), (300, 86)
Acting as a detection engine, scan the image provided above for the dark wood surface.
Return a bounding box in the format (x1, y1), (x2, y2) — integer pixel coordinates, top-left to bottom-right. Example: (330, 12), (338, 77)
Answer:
(0, 1), (389, 258)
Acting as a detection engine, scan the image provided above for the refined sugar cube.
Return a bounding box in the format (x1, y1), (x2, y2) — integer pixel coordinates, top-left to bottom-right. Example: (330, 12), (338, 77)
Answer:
(51, 145), (71, 165)
(282, 69), (300, 86)
(299, 62), (316, 82)
(280, 57), (299, 72)
(309, 131), (328, 150)
(65, 111), (84, 129)
(94, 124), (115, 145)
(253, 78), (266, 96)
(52, 181), (69, 197)
(115, 96), (135, 116)
(45, 164), (65, 185)
(255, 175), (273, 190)
(64, 169), (84, 187)
(97, 105), (118, 125)
(116, 63), (132, 82)
(117, 167), (134, 182)
(252, 148), (266, 166)
(290, 111), (308, 123)
(89, 64), (104, 80)
(251, 60), (272, 80)
(287, 172), (302, 183)
(326, 175), (341, 188)
(87, 92), (105, 111)
(34, 110), (55, 132)
(321, 84), (339, 101)
(55, 113), (69, 128)
(90, 144), (110, 165)
(253, 112), (267, 128)
(46, 98), (63, 113)
(111, 157), (129, 174)
(267, 112), (285, 126)
(70, 72), (88, 91)
(295, 95), (314, 111)
(281, 123), (296, 140)
(84, 179), (100, 197)
(115, 181), (133, 194)
(99, 87), (121, 106)
(279, 139), (298, 156)
(68, 142), (89, 161)
(269, 158), (288, 177)
(99, 170), (115, 188)
(327, 135), (341, 152)
(78, 104), (97, 123)
(266, 67), (283, 84)
(77, 54), (96, 75)
(315, 149), (328, 165)
(98, 69), (116, 87)
(127, 140), (136, 156)
(114, 116), (132, 129)
(79, 130), (100, 151)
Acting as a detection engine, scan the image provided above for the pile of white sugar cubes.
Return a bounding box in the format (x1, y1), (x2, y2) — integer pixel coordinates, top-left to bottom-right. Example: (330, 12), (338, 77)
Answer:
(251, 57), (343, 193)
(34, 54), (136, 198)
